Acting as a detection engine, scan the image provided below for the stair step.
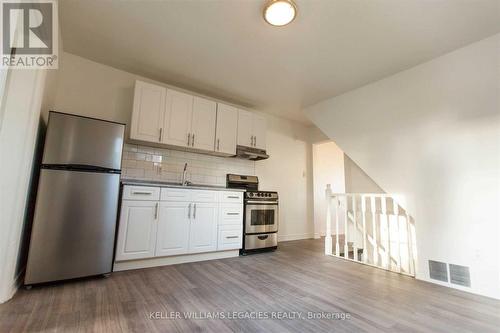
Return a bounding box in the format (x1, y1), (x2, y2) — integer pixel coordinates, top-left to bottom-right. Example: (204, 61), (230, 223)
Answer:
(339, 248), (363, 255)
(338, 248), (364, 260)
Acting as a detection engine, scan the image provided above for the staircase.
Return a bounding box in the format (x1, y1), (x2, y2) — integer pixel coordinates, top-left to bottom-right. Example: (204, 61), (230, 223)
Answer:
(324, 184), (417, 276)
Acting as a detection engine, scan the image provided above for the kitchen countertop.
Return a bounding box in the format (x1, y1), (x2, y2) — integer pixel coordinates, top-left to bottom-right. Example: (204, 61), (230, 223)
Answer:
(120, 178), (246, 192)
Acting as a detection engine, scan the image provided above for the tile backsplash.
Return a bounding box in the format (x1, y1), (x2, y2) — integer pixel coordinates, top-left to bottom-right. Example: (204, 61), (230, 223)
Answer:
(121, 144), (255, 186)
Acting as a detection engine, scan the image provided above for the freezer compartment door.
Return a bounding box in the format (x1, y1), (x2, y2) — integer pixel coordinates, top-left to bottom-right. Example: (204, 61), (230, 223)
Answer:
(42, 112), (125, 170)
(25, 169), (120, 284)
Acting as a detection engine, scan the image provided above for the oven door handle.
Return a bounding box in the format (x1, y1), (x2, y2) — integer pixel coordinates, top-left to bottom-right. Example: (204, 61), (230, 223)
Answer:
(245, 201), (278, 204)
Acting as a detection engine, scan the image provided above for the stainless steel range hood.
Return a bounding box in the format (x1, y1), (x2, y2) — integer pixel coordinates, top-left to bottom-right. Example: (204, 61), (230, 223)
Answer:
(236, 145), (269, 161)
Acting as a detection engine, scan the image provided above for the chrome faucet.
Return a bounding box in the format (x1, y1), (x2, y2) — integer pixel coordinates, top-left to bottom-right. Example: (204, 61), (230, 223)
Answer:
(181, 163), (190, 186)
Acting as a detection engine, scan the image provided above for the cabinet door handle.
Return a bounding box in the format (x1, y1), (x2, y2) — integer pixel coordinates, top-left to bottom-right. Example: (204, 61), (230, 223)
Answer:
(226, 236), (239, 239)
(188, 203), (191, 219)
(193, 203), (197, 219)
(187, 133), (191, 146)
(217, 139), (220, 151)
(254, 136), (257, 147)
(132, 191), (153, 195)
(192, 134), (195, 146)
(251, 135), (254, 146)
(159, 128), (163, 142)
(227, 212), (239, 216)
(154, 202), (159, 219)
(227, 196), (239, 199)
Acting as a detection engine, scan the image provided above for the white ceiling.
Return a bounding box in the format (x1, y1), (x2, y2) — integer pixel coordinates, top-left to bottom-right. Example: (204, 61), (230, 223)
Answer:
(60, 0), (500, 124)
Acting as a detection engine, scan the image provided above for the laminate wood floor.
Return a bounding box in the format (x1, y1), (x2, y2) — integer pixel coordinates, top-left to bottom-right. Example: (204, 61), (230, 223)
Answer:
(1, 239), (499, 333)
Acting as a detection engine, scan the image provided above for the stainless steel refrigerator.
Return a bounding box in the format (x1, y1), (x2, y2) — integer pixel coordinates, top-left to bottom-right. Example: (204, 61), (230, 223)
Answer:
(25, 111), (125, 285)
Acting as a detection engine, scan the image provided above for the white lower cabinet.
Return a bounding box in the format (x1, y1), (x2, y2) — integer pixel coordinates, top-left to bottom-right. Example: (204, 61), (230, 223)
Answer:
(218, 225), (243, 250)
(116, 186), (243, 264)
(155, 202), (191, 257)
(217, 203), (243, 251)
(188, 202), (218, 253)
(115, 201), (158, 261)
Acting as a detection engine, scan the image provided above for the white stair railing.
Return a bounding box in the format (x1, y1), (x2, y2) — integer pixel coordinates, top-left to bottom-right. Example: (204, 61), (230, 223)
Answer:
(324, 184), (417, 277)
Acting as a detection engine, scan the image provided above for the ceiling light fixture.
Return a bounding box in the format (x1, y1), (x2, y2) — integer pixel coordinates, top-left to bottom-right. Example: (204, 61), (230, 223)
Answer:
(263, 0), (297, 27)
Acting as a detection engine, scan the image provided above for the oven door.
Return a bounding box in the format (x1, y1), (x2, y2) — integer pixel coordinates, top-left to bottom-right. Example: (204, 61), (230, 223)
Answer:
(245, 201), (278, 234)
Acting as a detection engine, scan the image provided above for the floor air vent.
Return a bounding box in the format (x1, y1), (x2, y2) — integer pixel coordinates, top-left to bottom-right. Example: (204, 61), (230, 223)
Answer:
(429, 260), (448, 282)
(449, 264), (471, 287)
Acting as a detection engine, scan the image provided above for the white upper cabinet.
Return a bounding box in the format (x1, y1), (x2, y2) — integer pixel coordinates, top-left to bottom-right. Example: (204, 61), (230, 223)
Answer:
(252, 114), (267, 150)
(130, 81), (166, 143)
(237, 109), (254, 147)
(163, 89), (193, 147)
(237, 109), (267, 149)
(215, 103), (238, 155)
(131, 80), (266, 154)
(191, 97), (217, 151)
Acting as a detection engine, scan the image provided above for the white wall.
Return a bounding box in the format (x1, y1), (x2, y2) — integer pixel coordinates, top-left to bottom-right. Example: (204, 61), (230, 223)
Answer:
(0, 68), (8, 131)
(306, 34), (500, 299)
(0, 69), (48, 303)
(255, 114), (315, 241)
(344, 154), (384, 193)
(312, 141), (345, 238)
(44, 52), (317, 243)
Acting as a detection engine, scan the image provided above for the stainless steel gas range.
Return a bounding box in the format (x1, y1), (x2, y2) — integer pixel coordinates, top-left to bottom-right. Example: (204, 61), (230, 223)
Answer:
(227, 174), (278, 254)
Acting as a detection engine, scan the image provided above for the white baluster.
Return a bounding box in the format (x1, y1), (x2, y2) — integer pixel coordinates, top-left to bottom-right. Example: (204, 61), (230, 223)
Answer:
(381, 197), (391, 270)
(344, 195), (349, 259)
(361, 195), (367, 263)
(393, 199), (401, 273)
(335, 196), (340, 256)
(406, 211), (414, 276)
(370, 196), (378, 266)
(325, 184), (332, 255)
(410, 216), (417, 276)
(352, 195), (358, 261)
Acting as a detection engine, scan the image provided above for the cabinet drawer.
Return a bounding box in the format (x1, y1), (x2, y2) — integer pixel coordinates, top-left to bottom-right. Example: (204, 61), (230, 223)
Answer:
(218, 225), (243, 250)
(219, 204), (243, 225)
(244, 233), (277, 250)
(220, 191), (243, 203)
(190, 190), (218, 203)
(122, 186), (160, 201)
(160, 188), (191, 201)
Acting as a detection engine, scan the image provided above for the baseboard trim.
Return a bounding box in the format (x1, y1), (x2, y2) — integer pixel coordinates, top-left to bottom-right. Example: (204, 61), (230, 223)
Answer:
(113, 250), (239, 272)
(278, 233), (314, 242)
(416, 275), (500, 300)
